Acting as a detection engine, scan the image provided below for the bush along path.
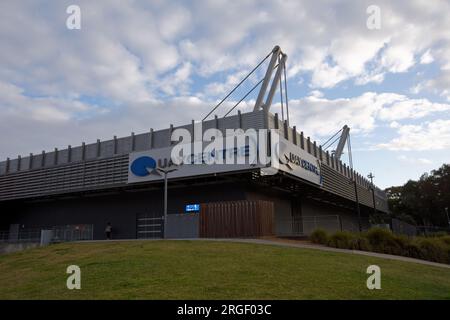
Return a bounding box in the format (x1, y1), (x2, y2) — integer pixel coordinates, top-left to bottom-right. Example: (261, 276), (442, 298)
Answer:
(310, 228), (450, 265)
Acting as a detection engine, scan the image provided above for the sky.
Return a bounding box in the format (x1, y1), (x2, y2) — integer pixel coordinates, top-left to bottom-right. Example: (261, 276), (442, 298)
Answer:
(0, 0), (449, 189)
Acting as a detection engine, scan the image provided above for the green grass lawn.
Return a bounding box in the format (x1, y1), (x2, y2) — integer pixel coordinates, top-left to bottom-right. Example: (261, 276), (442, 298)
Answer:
(0, 240), (449, 299)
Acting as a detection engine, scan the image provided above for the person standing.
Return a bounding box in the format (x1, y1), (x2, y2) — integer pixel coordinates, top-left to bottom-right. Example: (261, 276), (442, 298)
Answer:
(105, 222), (112, 240)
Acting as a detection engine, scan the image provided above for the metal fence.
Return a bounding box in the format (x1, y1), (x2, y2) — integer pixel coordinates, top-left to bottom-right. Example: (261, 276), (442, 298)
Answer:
(416, 225), (450, 236)
(276, 215), (374, 236)
(0, 224), (94, 244)
(0, 229), (41, 243)
(391, 218), (450, 237)
(391, 218), (416, 237)
(51, 224), (94, 242)
(276, 215), (341, 236)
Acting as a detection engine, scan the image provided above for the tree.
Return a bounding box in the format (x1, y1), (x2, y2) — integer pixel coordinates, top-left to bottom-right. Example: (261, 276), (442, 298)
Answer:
(385, 164), (450, 227)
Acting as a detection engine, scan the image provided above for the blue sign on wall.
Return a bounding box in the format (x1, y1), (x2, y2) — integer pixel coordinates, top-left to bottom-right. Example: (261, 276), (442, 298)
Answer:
(130, 156), (157, 177)
(185, 204), (200, 212)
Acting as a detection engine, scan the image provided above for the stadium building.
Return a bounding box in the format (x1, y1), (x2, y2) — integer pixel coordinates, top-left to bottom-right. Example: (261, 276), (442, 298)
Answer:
(0, 47), (388, 241)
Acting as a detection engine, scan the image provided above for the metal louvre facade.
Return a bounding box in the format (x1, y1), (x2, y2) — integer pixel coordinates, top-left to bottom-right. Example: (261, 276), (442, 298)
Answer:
(0, 109), (387, 214)
(0, 156), (128, 201)
(321, 164), (388, 212)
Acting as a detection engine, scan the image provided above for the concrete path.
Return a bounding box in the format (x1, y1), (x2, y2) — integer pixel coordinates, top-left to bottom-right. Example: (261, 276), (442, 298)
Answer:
(200, 238), (450, 269)
(76, 237), (450, 269)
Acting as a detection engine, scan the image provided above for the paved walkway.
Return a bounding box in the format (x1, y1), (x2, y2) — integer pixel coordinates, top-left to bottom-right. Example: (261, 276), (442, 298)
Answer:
(202, 238), (450, 269)
(76, 237), (450, 269)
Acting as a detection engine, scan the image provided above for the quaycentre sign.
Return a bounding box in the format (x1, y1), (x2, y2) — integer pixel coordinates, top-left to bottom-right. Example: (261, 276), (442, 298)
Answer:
(275, 135), (323, 186)
(127, 141), (261, 184)
(127, 124), (323, 186)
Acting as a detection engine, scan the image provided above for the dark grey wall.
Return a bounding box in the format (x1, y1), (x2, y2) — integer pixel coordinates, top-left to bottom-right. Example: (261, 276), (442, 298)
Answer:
(0, 178), (374, 240)
(166, 213), (199, 238)
(0, 182), (247, 240)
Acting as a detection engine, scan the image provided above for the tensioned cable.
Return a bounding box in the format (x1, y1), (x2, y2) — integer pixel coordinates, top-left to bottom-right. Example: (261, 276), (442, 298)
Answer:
(323, 135), (341, 151)
(283, 60), (290, 126)
(222, 78), (265, 118)
(279, 56), (285, 121)
(202, 50), (273, 121)
(322, 127), (343, 149)
(222, 63), (281, 118)
(323, 135), (342, 151)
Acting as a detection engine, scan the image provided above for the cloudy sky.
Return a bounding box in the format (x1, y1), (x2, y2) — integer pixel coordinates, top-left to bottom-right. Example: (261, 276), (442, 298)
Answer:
(0, 0), (449, 188)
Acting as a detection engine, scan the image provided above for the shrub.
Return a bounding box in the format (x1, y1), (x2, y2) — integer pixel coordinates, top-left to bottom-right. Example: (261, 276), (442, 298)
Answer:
(310, 229), (329, 245)
(438, 235), (450, 246)
(424, 231), (449, 238)
(404, 241), (422, 259)
(418, 238), (449, 264)
(366, 227), (392, 244)
(445, 247), (450, 263)
(325, 232), (370, 251)
(328, 231), (354, 249)
(392, 234), (412, 256)
(366, 228), (402, 255)
(316, 228), (450, 265)
(355, 236), (372, 251)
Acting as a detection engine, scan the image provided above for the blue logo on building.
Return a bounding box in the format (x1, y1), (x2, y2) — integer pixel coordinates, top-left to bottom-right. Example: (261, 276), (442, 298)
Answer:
(185, 204), (200, 212)
(130, 156), (157, 177)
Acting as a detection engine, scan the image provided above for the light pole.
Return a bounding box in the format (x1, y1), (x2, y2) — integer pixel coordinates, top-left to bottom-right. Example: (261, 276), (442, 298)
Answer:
(445, 207), (450, 228)
(368, 172), (377, 217)
(351, 178), (362, 232)
(156, 166), (178, 238)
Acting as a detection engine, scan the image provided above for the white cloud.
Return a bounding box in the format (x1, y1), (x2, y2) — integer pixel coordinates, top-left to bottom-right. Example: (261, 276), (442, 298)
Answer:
(286, 92), (450, 138)
(409, 82), (425, 94)
(203, 70), (253, 97)
(420, 50), (434, 64)
(390, 121), (400, 128)
(398, 155), (433, 165)
(287, 93), (381, 138)
(377, 120), (450, 151)
(0, 92), (213, 160)
(310, 63), (350, 88)
(0, 1), (188, 103)
(0, 81), (96, 123)
(309, 90), (324, 98)
(380, 42), (416, 73)
(330, 36), (388, 76)
(378, 97), (450, 121)
(159, 62), (193, 96)
(355, 71), (385, 85)
(1, 0), (450, 102)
